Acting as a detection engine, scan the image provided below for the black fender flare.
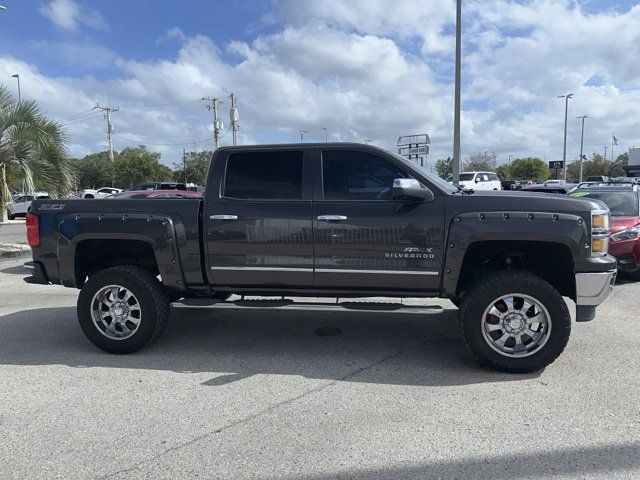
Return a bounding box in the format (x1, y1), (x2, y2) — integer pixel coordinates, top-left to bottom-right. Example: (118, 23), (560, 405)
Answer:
(442, 211), (589, 296)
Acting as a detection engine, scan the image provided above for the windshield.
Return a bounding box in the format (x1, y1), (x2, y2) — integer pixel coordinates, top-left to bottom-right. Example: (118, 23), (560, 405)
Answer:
(459, 173), (474, 181)
(571, 191), (639, 216)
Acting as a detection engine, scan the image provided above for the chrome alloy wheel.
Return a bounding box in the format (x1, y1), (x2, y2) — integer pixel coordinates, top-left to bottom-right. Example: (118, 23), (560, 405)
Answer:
(91, 285), (142, 340)
(481, 293), (551, 358)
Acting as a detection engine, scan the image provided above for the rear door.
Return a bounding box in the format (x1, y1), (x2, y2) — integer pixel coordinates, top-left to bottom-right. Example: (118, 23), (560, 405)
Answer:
(312, 146), (445, 293)
(204, 147), (314, 288)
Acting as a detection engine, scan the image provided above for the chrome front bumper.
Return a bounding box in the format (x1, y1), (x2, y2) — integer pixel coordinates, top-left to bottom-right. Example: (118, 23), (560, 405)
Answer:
(575, 269), (617, 306)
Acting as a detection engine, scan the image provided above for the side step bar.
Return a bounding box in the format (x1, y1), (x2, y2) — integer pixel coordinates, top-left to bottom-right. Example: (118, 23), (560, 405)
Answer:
(172, 298), (443, 315)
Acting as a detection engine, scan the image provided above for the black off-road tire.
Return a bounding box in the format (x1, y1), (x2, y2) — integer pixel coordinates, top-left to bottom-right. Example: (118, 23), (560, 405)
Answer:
(77, 265), (170, 354)
(459, 270), (571, 373)
(7, 210), (15, 220)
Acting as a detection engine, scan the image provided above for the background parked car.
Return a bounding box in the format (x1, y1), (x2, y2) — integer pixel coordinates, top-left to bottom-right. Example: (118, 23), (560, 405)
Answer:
(81, 187), (122, 199)
(448, 171), (502, 190)
(6, 192), (49, 219)
(570, 184), (640, 280)
(520, 181), (577, 194)
(129, 182), (187, 191)
(501, 179), (522, 190)
(109, 189), (202, 199)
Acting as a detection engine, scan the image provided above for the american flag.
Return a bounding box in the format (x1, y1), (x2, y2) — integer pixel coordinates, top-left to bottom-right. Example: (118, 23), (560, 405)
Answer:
(613, 134), (619, 145)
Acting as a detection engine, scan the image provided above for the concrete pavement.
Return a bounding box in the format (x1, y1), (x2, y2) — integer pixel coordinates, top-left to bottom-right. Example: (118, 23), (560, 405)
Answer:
(0, 257), (638, 479)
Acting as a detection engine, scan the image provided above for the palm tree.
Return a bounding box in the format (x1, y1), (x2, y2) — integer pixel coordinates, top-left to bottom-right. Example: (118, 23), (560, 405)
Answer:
(1, 85), (75, 220)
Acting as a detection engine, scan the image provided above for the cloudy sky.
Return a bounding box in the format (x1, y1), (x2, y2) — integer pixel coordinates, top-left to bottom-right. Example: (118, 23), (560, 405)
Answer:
(1, 0), (639, 168)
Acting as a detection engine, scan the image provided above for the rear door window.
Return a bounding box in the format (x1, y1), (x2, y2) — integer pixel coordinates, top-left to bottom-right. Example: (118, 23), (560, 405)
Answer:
(223, 151), (304, 200)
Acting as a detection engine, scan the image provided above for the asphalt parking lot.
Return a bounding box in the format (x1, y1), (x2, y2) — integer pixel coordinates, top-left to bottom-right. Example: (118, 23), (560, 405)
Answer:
(0, 256), (639, 479)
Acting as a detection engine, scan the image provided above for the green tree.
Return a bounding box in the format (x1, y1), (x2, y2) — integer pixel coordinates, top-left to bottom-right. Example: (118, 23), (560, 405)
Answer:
(1, 85), (75, 219)
(173, 151), (212, 185)
(495, 164), (511, 180)
(566, 152), (629, 182)
(510, 157), (549, 183)
(114, 146), (171, 188)
(73, 151), (112, 189)
(435, 157), (453, 179)
(463, 152), (496, 172)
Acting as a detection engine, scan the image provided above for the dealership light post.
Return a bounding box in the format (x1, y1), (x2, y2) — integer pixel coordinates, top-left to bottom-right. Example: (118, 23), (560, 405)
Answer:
(557, 93), (573, 182)
(452, 0), (462, 187)
(11, 74), (20, 103)
(299, 130), (310, 143)
(577, 115), (588, 182)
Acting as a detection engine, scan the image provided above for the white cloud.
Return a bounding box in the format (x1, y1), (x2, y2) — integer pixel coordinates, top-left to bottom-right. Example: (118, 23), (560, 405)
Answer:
(39, 0), (107, 31)
(5, 0), (640, 170)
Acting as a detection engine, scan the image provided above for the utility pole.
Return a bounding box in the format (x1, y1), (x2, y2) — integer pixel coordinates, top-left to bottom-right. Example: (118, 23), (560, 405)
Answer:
(94, 103), (119, 187)
(452, 0), (462, 187)
(183, 148), (187, 184)
(229, 93), (239, 146)
(577, 115), (588, 182)
(202, 97), (223, 149)
(557, 93), (573, 182)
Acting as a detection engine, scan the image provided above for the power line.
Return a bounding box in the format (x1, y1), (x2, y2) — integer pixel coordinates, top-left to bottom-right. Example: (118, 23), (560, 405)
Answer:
(113, 134), (211, 146)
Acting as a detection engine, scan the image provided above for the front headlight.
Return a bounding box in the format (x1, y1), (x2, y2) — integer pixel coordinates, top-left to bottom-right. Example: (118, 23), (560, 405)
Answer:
(591, 209), (610, 257)
(591, 212), (610, 234)
(611, 225), (640, 242)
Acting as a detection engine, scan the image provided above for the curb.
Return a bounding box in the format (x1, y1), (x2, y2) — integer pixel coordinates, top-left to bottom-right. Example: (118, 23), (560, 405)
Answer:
(0, 244), (31, 259)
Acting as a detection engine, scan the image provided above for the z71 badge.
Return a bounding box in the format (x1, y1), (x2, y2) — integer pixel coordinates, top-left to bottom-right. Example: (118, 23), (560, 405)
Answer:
(38, 203), (66, 211)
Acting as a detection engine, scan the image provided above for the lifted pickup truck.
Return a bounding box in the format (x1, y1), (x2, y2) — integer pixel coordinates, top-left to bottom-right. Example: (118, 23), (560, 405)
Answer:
(25, 143), (616, 372)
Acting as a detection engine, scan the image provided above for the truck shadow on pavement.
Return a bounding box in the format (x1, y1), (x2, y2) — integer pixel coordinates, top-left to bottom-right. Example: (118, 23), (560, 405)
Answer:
(263, 442), (640, 480)
(0, 306), (541, 387)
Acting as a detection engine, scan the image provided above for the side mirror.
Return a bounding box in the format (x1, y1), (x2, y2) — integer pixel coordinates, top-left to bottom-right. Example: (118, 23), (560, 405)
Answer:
(392, 178), (434, 202)
(474, 176), (481, 183)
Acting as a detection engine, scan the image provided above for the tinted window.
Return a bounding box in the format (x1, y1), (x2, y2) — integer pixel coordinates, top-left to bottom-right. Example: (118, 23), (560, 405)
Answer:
(459, 173), (474, 181)
(571, 191), (639, 216)
(159, 183), (187, 190)
(489, 173), (499, 181)
(322, 150), (408, 200)
(224, 151), (303, 200)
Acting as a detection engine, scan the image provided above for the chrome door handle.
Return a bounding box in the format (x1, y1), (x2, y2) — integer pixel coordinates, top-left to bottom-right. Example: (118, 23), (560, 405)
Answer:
(317, 215), (348, 222)
(209, 215), (238, 220)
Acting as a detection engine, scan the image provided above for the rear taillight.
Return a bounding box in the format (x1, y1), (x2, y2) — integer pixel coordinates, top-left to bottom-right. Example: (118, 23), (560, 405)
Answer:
(26, 212), (40, 247)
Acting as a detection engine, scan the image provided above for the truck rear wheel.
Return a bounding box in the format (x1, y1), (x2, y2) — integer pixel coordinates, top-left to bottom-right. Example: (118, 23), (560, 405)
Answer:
(77, 265), (170, 354)
(459, 271), (571, 373)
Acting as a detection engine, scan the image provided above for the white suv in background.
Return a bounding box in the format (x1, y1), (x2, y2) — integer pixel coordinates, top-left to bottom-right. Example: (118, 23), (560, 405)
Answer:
(6, 192), (50, 219)
(448, 171), (502, 191)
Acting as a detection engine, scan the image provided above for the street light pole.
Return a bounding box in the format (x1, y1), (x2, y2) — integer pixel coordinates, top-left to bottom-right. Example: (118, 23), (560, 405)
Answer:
(557, 93), (574, 182)
(11, 74), (20, 103)
(299, 130), (310, 143)
(452, 0), (462, 187)
(577, 115), (588, 182)
(322, 127), (328, 142)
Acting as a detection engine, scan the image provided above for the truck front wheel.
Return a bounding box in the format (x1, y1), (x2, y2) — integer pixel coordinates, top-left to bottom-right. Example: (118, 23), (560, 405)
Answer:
(459, 271), (571, 373)
(77, 265), (170, 354)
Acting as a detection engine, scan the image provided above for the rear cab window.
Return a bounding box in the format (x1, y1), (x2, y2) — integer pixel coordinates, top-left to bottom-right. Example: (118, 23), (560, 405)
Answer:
(223, 150), (304, 200)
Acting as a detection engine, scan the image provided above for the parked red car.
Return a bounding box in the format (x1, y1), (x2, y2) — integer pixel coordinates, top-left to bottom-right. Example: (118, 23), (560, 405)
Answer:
(109, 190), (202, 199)
(570, 184), (640, 280)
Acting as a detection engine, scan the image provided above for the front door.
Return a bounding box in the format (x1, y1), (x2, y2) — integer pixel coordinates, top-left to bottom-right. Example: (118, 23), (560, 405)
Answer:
(313, 147), (445, 293)
(204, 148), (314, 288)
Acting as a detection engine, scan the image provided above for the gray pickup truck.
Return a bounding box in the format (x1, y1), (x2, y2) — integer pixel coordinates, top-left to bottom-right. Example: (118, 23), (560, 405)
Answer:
(25, 143), (616, 372)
